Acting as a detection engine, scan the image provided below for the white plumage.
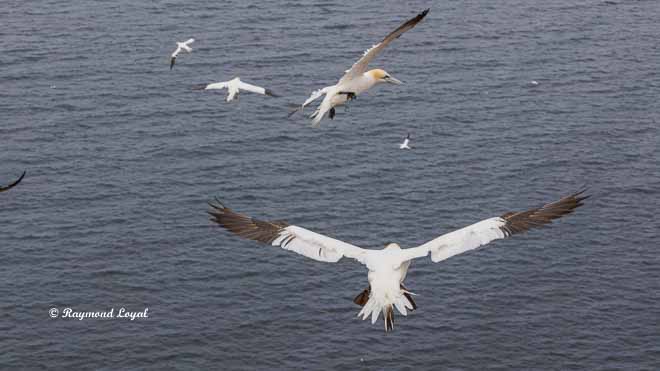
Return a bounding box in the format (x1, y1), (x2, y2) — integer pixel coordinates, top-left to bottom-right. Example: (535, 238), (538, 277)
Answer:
(290, 9), (429, 127)
(194, 77), (278, 102)
(170, 38), (195, 70)
(399, 133), (411, 149)
(209, 190), (587, 331)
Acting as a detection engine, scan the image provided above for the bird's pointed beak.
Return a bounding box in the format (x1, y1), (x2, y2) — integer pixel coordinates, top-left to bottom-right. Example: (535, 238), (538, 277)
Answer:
(387, 76), (403, 85)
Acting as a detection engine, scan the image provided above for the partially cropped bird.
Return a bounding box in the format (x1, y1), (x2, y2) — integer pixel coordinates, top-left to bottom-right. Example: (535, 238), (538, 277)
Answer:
(208, 189), (588, 331)
(399, 133), (411, 149)
(0, 171), (26, 193)
(193, 77), (278, 102)
(170, 38), (194, 70)
(290, 9), (429, 127)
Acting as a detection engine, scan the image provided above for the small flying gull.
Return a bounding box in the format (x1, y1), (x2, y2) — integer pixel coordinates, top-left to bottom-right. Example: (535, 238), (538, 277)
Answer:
(209, 189), (588, 331)
(399, 133), (411, 149)
(290, 9), (429, 127)
(0, 171), (26, 193)
(193, 77), (278, 102)
(170, 38), (195, 70)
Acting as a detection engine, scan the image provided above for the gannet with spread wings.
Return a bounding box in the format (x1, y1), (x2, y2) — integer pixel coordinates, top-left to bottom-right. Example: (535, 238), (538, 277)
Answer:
(291, 9), (429, 127)
(170, 38), (195, 70)
(209, 189), (588, 331)
(193, 77), (278, 102)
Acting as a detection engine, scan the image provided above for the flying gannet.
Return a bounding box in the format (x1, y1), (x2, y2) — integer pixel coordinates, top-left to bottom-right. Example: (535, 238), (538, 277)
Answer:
(400, 133), (411, 149)
(170, 38), (195, 70)
(193, 77), (278, 102)
(0, 171), (26, 193)
(290, 9), (429, 127)
(209, 189), (588, 331)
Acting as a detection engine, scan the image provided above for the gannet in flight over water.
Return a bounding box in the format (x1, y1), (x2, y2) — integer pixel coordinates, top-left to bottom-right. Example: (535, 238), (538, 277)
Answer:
(0, 171), (26, 193)
(291, 9), (429, 127)
(170, 38), (195, 70)
(400, 133), (411, 149)
(193, 78), (278, 102)
(209, 189), (588, 331)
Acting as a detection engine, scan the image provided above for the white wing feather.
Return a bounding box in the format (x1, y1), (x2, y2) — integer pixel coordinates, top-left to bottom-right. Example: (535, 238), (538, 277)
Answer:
(204, 81), (229, 90)
(273, 226), (371, 265)
(302, 87), (329, 108)
(398, 190), (588, 264)
(399, 217), (507, 263)
(237, 81), (267, 95)
(338, 9), (429, 84)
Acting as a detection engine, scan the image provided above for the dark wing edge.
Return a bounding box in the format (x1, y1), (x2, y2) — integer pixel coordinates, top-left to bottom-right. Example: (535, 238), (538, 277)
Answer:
(208, 198), (292, 245)
(499, 189), (589, 237)
(0, 171), (26, 193)
(170, 57), (176, 70)
(381, 8), (430, 43)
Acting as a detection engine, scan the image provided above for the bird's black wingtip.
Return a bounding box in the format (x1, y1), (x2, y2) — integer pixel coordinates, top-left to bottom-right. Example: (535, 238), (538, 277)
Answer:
(287, 104), (302, 118)
(265, 89), (279, 98)
(209, 197), (226, 210)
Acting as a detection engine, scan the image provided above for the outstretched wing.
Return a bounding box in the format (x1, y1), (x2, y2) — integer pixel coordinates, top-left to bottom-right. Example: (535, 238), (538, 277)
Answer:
(194, 81), (229, 90)
(208, 199), (371, 264)
(288, 87), (330, 118)
(237, 81), (277, 97)
(400, 190), (588, 263)
(338, 8), (429, 84)
(0, 171), (26, 193)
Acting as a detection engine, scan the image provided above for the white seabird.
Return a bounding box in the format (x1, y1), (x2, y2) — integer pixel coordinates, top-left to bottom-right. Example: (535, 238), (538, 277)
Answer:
(193, 77), (278, 102)
(290, 9), (429, 127)
(0, 171), (26, 193)
(170, 38), (195, 70)
(209, 189), (588, 331)
(399, 133), (411, 149)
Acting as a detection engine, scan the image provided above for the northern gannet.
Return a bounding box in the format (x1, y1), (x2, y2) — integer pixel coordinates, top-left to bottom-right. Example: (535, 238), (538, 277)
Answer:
(291, 9), (429, 127)
(209, 190), (588, 331)
(193, 77), (278, 102)
(170, 38), (195, 70)
(400, 133), (411, 149)
(0, 171), (25, 193)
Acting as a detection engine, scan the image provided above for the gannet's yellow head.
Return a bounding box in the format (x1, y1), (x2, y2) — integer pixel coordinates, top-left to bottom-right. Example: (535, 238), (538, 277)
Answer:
(384, 242), (401, 250)
(367, 69), (403, 85)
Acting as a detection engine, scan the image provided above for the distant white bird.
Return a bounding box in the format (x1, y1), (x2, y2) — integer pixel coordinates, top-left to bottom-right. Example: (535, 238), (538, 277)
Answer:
(399, 133), (411, 149)
(290, 9), (429, 127)
(530, 80), (539, 86)
(0, 171), (25, 193)
(170, 38), (195, 70)
(209, 190), (588, 331)
(193, 77), (278, 102)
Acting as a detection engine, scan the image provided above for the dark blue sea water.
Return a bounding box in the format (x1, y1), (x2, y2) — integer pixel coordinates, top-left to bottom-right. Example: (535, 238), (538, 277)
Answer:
(2, 0), (659, 369)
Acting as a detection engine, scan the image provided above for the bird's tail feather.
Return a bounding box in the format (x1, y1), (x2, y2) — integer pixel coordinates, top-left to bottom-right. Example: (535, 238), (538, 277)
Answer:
(355, 284), (416, 332)
(310, 109), (324, 128)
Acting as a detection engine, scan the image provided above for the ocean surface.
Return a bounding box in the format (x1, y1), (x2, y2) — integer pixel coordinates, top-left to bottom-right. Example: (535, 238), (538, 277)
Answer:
(2, 0), (659, 369)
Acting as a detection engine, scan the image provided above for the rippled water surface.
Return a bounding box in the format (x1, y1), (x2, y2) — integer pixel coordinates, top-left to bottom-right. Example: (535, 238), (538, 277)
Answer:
(2, 0), (659, 369)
